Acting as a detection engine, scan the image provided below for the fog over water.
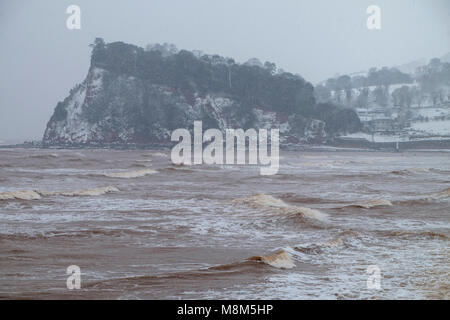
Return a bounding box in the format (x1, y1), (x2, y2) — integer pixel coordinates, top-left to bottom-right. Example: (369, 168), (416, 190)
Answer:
(0, 0), (449, 140)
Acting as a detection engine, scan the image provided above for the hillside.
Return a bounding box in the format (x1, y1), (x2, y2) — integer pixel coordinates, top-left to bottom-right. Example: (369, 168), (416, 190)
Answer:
(315, 58), (450, 143)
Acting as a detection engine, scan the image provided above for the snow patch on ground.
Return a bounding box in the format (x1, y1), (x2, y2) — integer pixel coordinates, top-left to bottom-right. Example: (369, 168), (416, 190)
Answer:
(411, 120), (450, 136)
(415, 108), (450, 119)
(342, 132), (409, 142)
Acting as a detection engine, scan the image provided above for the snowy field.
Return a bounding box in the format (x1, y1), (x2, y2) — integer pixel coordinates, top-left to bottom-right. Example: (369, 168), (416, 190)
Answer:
(411, 120), (450, 136)
(340, 132), (409, 143)
(414, 108), (450, 119)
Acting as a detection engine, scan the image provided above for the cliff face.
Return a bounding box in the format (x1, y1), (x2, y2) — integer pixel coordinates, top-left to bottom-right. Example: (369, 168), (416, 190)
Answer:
(43, 39), (360, 146)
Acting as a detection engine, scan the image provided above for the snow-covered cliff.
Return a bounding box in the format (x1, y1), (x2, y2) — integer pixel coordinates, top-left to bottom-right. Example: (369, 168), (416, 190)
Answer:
(43, 39), (360, 146)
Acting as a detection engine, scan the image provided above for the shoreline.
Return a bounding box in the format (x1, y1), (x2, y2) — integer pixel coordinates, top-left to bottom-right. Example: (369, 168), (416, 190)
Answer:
(2, 141), (450, 153)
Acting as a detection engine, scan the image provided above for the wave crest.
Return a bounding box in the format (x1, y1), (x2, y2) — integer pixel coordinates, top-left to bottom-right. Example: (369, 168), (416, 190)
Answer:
(28, 153), (58, 159)
(0, 186), (119, 201)
(40, 186), (119, 197)
(232, 194), (328, 221)
(294, 230), (362, 255)
(431, 187), (450, 199)
(104, 169), (157, 178)
(0, 190), (41, 200)
(249, 250), (296, 269)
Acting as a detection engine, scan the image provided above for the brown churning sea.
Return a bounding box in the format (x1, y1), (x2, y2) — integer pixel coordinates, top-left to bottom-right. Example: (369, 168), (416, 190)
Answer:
(0, 148), (449, 299)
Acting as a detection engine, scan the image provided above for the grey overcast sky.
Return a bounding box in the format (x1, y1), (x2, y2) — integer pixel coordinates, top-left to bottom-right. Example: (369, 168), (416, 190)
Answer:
(0, 0), (449, 141)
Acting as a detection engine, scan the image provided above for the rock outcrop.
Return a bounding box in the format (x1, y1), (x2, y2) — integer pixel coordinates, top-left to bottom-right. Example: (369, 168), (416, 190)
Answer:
(43, 39), (360, 146)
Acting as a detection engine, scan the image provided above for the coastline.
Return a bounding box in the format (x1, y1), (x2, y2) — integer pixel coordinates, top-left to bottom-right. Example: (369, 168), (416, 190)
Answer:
(2, 139), (450, 153)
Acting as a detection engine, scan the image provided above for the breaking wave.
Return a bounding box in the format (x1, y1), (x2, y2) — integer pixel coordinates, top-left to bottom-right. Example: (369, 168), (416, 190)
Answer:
(431, 187), (450, 199)
(84, 259), (278, 291)
(84, 250), (296, 291)
(0, 186), (119, 201)
(0, 190), (42, 201)
(103, 169), (157, 178)
(294, 230), (362, 255)
(0, 228), (145, 241)
(234, 193), (286, 208)
(28, 153), (58, 159)
(141, 152), (167, 158)
(39, 186), (119, 197)
(232, 194), (328, 221)
(248, 250), (295, 269)
(152, 152), (168, 157)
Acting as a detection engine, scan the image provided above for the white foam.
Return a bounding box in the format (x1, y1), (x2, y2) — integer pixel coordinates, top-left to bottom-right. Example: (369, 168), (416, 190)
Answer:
(0, 186), (119, 201)
(251, 250), (296, 269)
(233, 194), (328, 221)
(431, 187), (450, 199)
(40, 186), (119, 197)
(104, 169), (157, 178)
(293, 206), (328, 220)
(0, 190), (41, 200)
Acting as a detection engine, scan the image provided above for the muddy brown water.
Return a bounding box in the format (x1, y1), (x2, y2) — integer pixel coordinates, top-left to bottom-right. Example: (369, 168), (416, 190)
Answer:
(0, 148), (448, 299)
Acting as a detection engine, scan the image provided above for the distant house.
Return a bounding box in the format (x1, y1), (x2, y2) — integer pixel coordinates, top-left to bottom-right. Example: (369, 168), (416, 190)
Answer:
(357, 108), (396, 132)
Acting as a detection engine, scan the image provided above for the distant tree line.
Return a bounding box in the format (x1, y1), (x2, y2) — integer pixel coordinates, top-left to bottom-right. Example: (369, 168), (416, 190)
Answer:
(88, 38), (359, 135)
(315, 58), (450, 109)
